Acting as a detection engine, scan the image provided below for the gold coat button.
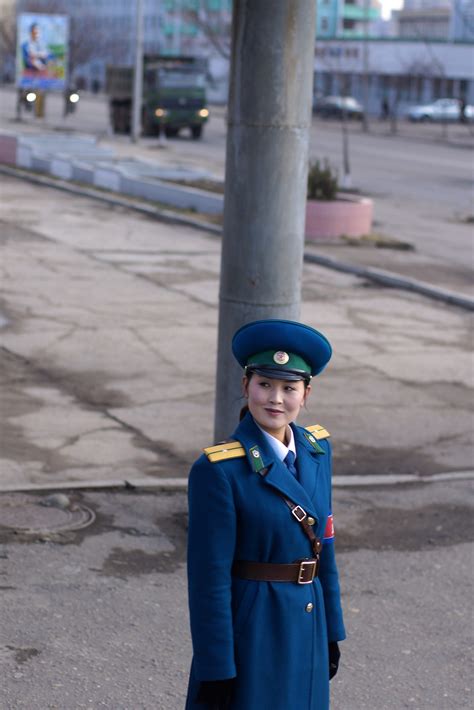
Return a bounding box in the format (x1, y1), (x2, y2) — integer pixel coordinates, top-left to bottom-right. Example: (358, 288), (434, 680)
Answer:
(305, 603), (314, 613)
(307, 517), (315, 526)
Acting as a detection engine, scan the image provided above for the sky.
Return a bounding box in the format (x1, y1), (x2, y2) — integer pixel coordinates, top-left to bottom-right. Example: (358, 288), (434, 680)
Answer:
(381, 0), (404, 20)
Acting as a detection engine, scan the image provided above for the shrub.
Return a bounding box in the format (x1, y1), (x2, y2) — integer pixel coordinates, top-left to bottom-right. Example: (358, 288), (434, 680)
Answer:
(307, 159), (338, 201)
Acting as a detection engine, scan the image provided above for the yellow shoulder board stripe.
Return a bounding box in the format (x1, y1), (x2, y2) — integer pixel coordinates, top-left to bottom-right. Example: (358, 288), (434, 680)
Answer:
(305, 424), (330, 440)
(203, 440), (246, 463)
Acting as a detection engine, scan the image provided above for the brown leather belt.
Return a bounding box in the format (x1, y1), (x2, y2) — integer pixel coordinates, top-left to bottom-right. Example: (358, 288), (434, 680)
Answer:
(232, 558), (320, 585)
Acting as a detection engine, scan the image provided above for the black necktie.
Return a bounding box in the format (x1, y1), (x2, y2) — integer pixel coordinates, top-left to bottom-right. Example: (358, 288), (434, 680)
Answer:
(284, 450), (298, 477)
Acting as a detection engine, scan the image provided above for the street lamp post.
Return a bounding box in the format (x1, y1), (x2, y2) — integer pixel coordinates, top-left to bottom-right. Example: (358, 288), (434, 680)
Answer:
(132, 0), (144, 143)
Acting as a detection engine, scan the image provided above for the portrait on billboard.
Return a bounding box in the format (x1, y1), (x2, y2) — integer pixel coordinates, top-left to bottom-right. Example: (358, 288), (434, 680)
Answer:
(16, 13), (69, 91)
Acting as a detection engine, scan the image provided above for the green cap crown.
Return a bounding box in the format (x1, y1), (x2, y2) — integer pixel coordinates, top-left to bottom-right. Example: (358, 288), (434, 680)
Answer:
(247, 350), (311, 374)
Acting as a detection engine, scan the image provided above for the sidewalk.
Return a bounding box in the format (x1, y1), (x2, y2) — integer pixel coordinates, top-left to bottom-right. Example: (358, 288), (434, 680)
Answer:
(0, 172), (472, 492)
(0, 124), (472, 710)
(1, 85), (473, 301)
(0, 174), (472, 710)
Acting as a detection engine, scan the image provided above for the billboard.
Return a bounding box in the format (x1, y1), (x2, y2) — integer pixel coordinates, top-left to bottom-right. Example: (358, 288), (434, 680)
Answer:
(16, 13), (69, 91)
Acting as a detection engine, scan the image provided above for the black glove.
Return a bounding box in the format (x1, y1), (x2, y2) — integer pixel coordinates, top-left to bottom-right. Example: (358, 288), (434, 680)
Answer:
(196, 678), (236, 709)
(329, 641), (340, 680)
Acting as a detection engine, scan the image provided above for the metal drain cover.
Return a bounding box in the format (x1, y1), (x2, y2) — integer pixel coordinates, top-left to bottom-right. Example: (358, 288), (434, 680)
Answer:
(0, 493), (95, 535)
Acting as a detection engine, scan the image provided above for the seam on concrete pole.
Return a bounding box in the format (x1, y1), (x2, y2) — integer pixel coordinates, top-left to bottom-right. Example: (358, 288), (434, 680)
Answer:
(214, 0), (318, 441)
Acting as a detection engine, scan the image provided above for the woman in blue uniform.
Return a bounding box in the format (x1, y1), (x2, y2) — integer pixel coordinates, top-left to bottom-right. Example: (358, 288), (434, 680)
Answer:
(186, 319), (346, 710)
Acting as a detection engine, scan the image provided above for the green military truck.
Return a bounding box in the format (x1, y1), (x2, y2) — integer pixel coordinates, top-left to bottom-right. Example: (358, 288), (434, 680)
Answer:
(106, 55), (209, 139)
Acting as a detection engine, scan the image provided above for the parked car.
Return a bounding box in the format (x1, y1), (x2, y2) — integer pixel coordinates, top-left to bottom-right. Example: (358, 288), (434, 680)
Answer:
(313, 95), (365, 120)
(407, 98), (474, 123)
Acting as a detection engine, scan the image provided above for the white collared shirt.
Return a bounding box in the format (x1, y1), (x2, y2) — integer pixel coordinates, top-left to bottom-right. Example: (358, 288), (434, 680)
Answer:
(256, 423), (297, 463)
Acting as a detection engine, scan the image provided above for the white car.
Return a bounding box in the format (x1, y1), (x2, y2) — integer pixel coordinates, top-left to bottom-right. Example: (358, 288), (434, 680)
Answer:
(408, 98), (473, 123)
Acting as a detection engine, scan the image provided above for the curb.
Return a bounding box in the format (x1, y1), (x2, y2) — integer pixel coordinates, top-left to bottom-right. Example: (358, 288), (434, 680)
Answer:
(1, 163), (473, 312)
(0, 470), (472, 494)
(303, 253), (474, 311)
(0, 163), (222, 236)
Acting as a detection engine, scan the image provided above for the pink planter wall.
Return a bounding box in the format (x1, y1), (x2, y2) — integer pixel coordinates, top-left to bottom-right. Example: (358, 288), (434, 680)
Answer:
(305, 194), (373, 240)
(0, 134), (18, 166)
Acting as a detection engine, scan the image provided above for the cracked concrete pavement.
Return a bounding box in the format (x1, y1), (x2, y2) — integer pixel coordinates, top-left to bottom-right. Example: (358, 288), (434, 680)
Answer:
(0, 173), (472, 489)
(0, 149), (473, 710)
(0, 481), (472, 709)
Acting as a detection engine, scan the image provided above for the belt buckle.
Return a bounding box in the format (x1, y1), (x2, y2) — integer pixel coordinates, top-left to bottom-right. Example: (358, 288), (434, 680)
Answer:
(297, 559), (317, 584)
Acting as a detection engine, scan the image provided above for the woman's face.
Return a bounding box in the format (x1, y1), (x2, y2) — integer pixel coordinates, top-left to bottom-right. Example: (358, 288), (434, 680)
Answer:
(243, 374), (311, 443)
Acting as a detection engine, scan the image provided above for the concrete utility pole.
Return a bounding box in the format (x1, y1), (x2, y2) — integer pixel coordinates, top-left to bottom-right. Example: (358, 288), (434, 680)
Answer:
(214, 0), (317, 441)
(132, 0), (144, 143)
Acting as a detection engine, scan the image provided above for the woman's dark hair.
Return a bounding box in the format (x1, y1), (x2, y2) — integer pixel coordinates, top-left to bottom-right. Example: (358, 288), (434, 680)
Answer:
(239, 404), (249, 420)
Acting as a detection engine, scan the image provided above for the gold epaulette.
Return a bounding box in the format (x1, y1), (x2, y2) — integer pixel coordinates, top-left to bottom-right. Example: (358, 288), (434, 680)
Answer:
(203, 440), (246, 463)
(305, 424), (330, 440)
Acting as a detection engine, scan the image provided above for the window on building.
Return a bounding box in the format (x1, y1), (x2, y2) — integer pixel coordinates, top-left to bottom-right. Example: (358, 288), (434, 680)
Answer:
(343, 19), (356, 29)
(321, 17), (329, 31)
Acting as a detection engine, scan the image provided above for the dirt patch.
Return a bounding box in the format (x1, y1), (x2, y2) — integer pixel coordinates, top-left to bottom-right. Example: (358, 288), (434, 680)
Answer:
(333, 444), (446, 478)
(166, 178), (225, 195)
(0, 219), (49, 245)
(336, 500), (474, 552)
(6, 646), (40, 665)
(94, 506), (187, 579)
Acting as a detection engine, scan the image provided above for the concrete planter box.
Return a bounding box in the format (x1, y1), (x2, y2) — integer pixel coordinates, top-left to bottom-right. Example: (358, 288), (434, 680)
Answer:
(305, 193), (373, 240)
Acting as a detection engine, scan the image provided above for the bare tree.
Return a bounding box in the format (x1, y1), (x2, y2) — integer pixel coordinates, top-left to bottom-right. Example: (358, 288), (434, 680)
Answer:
(180, 2), (232, 60)
(0, 4), (18, 82)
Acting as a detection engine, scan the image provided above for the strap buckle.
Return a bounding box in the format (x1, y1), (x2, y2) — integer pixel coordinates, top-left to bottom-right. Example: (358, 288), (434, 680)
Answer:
(291, 505), (307, 522)
(297, 558), (318, 584)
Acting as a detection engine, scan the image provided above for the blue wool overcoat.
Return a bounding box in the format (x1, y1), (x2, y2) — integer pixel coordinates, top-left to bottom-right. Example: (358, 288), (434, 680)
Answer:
(186, 412), (346, 710)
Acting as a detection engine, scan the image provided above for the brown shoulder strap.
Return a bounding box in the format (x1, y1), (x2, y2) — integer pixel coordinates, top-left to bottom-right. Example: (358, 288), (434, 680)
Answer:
(280, 495), (322, 557)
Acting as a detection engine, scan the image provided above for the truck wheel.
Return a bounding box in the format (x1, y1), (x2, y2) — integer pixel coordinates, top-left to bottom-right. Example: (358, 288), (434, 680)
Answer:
(165, 127), (179, 138)
(191, 125), (202, 139)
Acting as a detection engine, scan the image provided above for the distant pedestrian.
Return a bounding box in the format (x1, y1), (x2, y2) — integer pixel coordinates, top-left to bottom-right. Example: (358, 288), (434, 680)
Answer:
(185, 319), (346, 709)
(459, 97), (467, 124)
(380, 97), (390, 121)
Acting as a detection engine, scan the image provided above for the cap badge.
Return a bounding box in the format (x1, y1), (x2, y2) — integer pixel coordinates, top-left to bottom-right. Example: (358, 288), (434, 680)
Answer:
(273, 351), (289, 365)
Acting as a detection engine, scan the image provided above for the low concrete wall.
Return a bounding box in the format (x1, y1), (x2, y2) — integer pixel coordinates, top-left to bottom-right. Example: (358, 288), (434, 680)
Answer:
(0, 130), (224, 217)
(51, 157), (73, 180)
(120, 175), (223, 214)
(305, 195), (373, 240)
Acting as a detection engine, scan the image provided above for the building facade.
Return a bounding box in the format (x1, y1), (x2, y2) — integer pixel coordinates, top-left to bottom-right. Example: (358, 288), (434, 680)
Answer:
(394, 0), (474, 40)
(314, 37), (474, 113)
(317, 0), (382, 38)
